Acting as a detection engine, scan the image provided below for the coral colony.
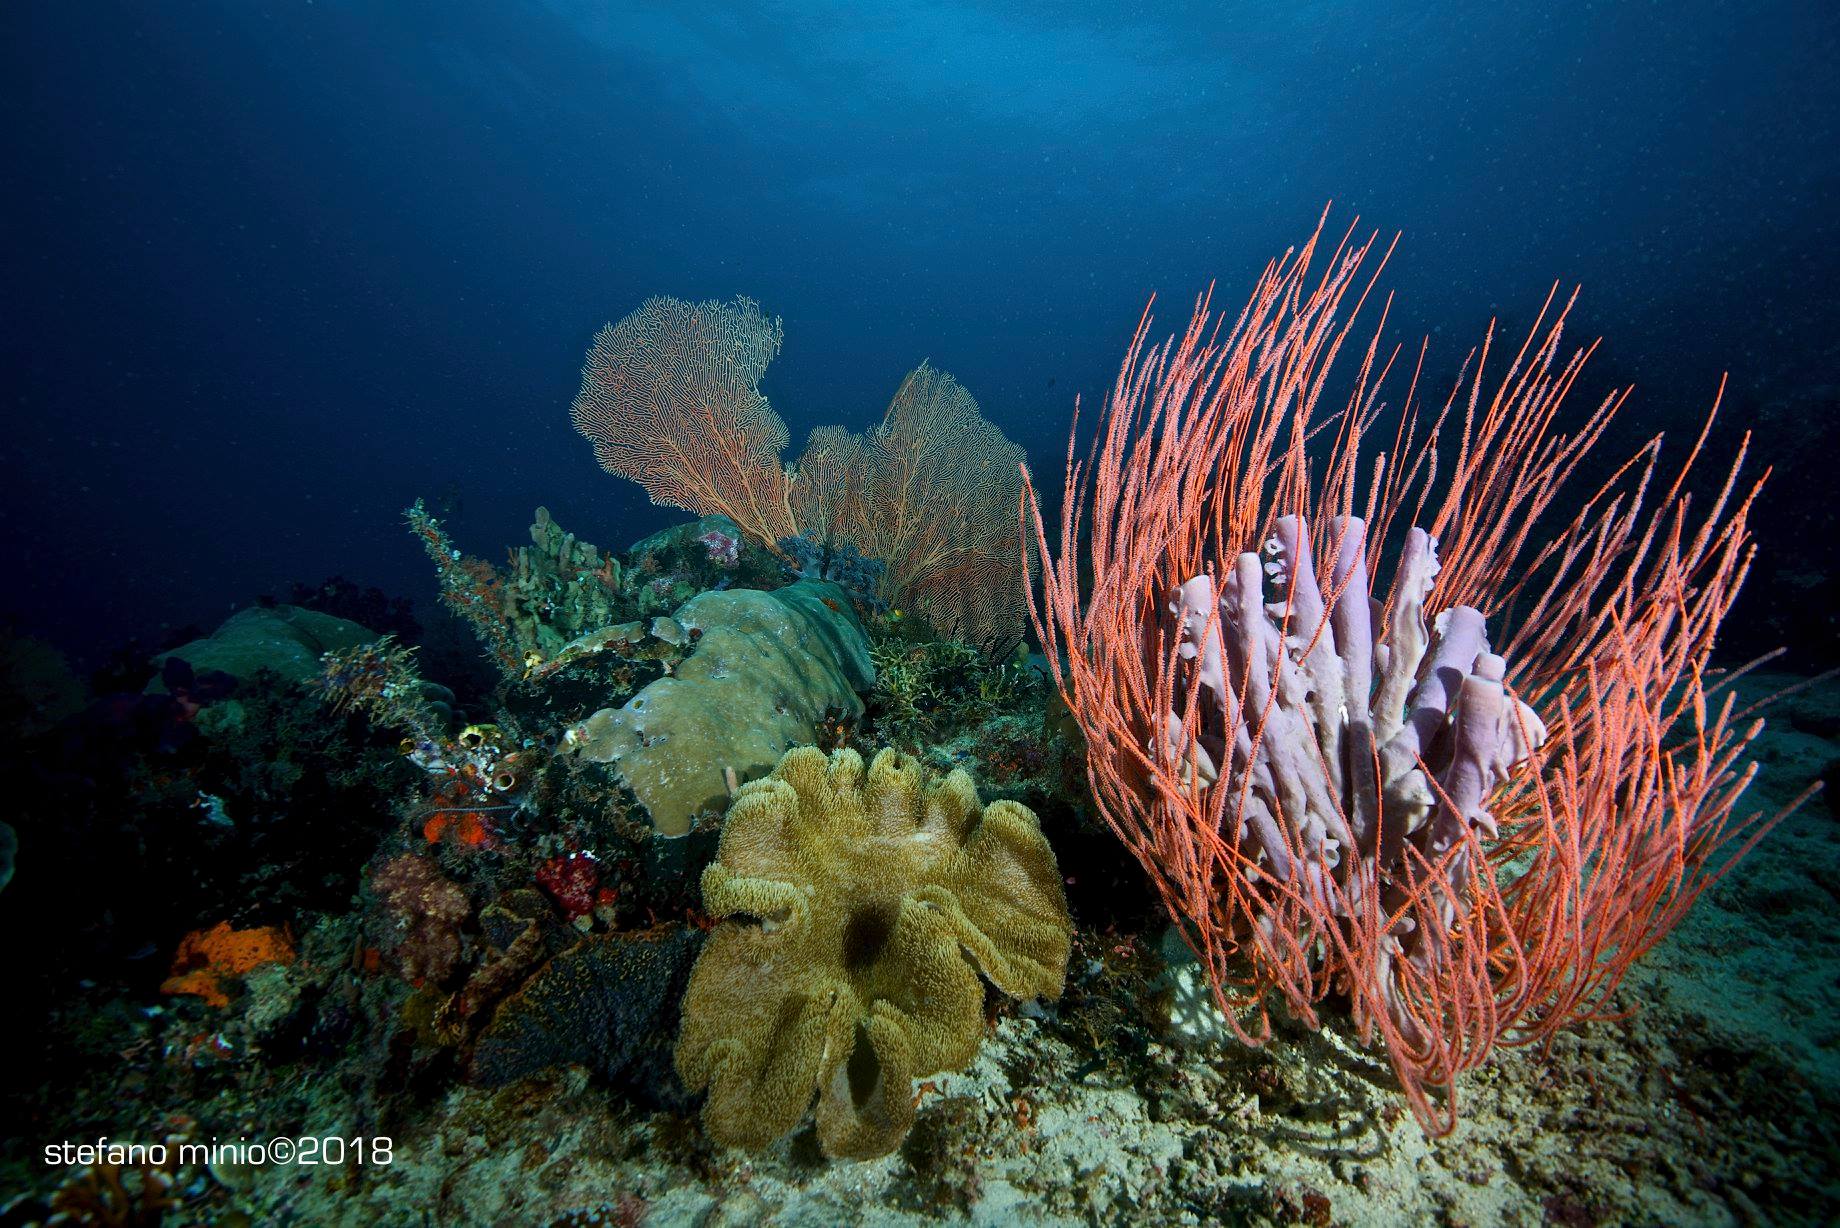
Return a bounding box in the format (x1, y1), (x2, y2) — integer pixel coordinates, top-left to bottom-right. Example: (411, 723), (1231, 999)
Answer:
(11, 219), (1822, 1225)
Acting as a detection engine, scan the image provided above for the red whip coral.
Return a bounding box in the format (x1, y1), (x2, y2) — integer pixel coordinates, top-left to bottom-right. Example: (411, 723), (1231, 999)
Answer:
(160, 922), (295, 1008)
(1023, 213), (1797, 1133)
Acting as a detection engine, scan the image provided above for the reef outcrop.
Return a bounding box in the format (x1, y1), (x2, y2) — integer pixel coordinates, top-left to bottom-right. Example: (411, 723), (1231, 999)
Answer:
(150, 605), (376, 689)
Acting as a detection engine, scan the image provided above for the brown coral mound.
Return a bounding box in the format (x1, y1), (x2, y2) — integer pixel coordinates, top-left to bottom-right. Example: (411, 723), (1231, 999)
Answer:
(674, 745), (1071, 1159)
(472, 925), (698, 1090)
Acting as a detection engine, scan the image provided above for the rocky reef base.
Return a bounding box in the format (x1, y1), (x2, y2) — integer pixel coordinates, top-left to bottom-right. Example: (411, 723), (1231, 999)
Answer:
(3, 546), (1834, 1228)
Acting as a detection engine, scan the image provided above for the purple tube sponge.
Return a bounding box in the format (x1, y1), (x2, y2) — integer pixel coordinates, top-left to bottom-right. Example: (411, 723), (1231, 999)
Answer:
(1168, 513), (1547, 943)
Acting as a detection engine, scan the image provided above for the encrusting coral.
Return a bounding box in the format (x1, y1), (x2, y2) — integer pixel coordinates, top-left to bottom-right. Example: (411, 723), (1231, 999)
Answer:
(674, 745), (1072, 1159)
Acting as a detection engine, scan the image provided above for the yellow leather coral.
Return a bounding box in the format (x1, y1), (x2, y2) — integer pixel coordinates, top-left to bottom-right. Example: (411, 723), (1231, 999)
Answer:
(674, 745), (1072, 1159)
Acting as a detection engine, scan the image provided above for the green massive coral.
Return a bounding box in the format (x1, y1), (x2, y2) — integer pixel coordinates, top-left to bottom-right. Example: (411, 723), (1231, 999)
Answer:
(674, 745), (1072, 1159)
(152, 605), (377, 689)
(565, 580), (874, 837)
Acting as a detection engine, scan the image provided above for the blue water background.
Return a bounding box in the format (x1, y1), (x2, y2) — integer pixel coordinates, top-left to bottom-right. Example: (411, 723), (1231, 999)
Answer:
(4, 1), (1835, 665)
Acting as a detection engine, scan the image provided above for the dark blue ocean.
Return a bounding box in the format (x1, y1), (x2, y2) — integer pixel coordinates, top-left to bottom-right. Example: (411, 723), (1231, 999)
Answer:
(5, 0), (1836, 671)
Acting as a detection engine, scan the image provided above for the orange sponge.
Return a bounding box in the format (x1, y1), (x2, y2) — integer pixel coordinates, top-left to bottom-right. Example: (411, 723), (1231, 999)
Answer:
(159, 921), (295, 1008)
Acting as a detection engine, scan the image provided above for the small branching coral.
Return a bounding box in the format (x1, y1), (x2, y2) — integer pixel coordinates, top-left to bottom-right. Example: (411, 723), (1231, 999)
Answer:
(867, 630), (1033, 752)
(674, 745), (1072, 1159)
(406, 500), (624, 675)
(28, 1120), (201, 1225)
(1025, 213), (1801, 1134)
(319, 635), (449, 756)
